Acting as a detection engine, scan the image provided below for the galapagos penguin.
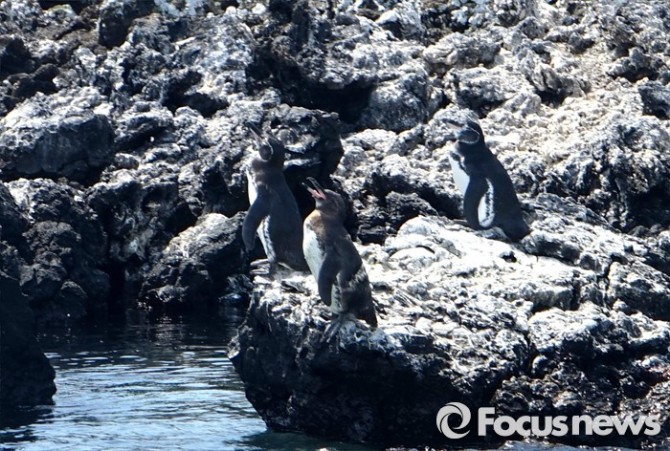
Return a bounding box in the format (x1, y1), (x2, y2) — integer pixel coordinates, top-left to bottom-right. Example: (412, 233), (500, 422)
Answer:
(448, 119), (530, 241)
(302, 178), (377, 341)
(242, 124), (308, 274)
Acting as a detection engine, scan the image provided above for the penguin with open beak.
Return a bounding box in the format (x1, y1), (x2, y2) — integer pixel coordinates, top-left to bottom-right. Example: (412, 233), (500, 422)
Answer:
(302, 178), (378, 341)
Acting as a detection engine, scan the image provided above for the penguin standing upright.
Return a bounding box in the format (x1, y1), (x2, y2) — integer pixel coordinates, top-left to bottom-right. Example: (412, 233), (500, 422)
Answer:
(448, 119), (530, 241)
(242, 124), (308, 274)
(302, 178), (377, 340)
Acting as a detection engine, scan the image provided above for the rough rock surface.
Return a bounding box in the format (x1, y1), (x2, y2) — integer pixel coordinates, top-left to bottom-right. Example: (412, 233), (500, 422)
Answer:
(232, 197), (670, 448)
(0, 241), (56, 408)
(0, 0), (668, 441)
(139, 212), (249, 313)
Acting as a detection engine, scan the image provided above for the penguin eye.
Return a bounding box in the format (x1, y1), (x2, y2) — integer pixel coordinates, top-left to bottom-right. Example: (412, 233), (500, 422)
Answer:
(465, 126), (480, 141)
(259, 144), (273, 159)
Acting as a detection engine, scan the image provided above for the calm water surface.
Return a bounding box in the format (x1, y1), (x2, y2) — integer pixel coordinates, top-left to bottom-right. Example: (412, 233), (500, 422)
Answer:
(0, 314), (637, 451)
(0, 313), (371, 451)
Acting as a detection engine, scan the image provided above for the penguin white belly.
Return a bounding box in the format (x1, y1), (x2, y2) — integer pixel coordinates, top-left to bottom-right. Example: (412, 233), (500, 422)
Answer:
(302, 226), (324, 280)
(448, 153), (470, 195)
(246, 171), (257, 204)
(303, 226), (344, 313)
(478, 179), (496, 228)
(247, 171), (271, 257)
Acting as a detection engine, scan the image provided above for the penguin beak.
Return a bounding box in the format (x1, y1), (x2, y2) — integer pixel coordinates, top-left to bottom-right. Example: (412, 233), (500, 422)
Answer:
(246, 123), (265, 145)
(443, 118), (463, 141)
(303, 177), (326, 200)
(246, 122), (274, 159)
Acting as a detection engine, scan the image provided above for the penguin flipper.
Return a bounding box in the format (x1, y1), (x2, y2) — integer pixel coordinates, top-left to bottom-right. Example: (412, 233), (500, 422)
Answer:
(317, 253), (340, 308)
(333, 241), (362, 282)
(463, 175), (489, 230)
(243, 185), (271, 252)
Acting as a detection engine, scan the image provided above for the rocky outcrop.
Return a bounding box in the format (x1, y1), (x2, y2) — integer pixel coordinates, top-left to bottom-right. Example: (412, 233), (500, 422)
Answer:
(8, 178), (110, 326)
(0, 0), (348, 325)
(228, 1), (670, 446)
(139, 213), (249, 313)
(0, 183), (55, 409)
(0, 88), (115, 182)
(0, 241), (56, 408)
(231, 196), (670, 448)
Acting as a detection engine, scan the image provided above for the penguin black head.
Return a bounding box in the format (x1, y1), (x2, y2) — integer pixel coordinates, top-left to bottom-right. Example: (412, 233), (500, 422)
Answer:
(304, 178), (345, 220)
(247, 123), (286, 166)
(457, 119), (484, 146)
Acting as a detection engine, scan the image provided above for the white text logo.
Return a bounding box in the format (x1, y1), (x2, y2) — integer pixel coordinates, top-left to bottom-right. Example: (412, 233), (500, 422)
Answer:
(436, 405), (661, 439)
(436, 402), (471, 439)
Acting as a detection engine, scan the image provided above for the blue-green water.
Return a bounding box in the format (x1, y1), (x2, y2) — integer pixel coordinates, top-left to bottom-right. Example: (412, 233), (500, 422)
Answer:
(0, 315), (371, 451)
(0, 314), (641, 451)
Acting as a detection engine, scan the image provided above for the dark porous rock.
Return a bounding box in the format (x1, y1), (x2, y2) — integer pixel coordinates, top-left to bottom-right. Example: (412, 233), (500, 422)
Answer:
(0, 241), (56, 407)
(0, 0), (42, 33)
(449, 66), (527, 115)
(0, 183), (29, 247)
(252, 0), (435, 128)
(366, 153), (460, 218)
(98, 24), (170, 102)
(0, 34), (60, 114)
(423, 33), (501, 76)
(492, 0), (538, 27)
(516, 45), (590, 106)
(251, 0), (376, 122)
(644, 231), (670, 277)
(268, 104), (344, 183)
(86, 161), (183, 304)
(162, 11), (255, 111)
(0, 89), (114, 183)
(334, 122), (463, 239)
(230, 270), (524, 448)
(421, 0), (499, 39)
(607, 261), (670, 322)
(358, 67), (432, 132)
(139, 213), (248, 314)
(495, 302), (670, 448)
(385, 191), (437, 230)
(607, 47), (665, 83)
(544, 115), (670, 232)
(97, 0), (154, 49)
(38, 0), (96, 14)
(232, 198), (670, 447)
(376, 1), (425, 41)
(601, 1), (669, 81)
(639, 81), (670, 119)
(8, 178), (110, 326)
(420, 1), (453, 41)
(163, 69), (229, 118)
(0, 35), (35, 78)
(113, 102), (176, 152)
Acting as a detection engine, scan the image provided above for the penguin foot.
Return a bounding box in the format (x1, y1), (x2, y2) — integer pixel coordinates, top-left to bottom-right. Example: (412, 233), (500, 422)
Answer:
(320, 315), (347, 344)
(250, 266), (271, 277)
(250, 258), (269, 276)
(250, 258), (269, 268)
(249, 259), (278, 279)
(280, 278), (309, 294)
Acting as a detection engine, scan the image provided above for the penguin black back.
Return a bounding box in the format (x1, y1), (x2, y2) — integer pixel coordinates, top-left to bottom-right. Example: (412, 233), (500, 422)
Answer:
(302, 178), (377, 332)
(243, 124), (308, 273)
(449, 119), (530, 241)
